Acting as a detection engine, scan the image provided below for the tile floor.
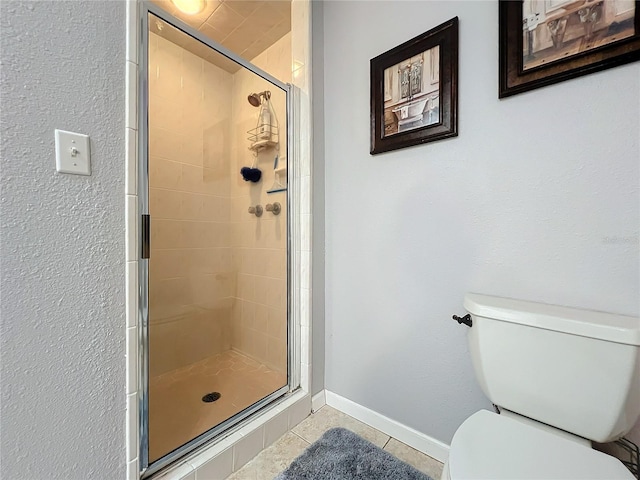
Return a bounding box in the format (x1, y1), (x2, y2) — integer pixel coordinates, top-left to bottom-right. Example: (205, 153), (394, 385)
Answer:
(149, 350), (287, 462)
(226, 405), (444, 480)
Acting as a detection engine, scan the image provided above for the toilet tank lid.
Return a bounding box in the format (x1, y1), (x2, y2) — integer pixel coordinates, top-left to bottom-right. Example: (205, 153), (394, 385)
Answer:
(464, 294), (640, 346)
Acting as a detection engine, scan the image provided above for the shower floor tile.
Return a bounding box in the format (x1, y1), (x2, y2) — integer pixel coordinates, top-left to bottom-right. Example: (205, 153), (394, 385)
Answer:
(148, 350), (286, 463)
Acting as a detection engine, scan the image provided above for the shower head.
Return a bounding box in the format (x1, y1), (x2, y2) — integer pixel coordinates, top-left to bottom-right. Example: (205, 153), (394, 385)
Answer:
(247, 90), (272, 107)
(247, 93), (261, 107)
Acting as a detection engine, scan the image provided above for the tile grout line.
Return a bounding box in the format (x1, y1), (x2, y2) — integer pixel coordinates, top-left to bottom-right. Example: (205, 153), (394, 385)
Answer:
(382, 437), (391, 449)
(290, 430), (311, 444)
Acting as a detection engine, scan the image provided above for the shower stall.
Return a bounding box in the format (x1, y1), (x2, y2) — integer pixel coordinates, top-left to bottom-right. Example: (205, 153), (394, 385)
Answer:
(139, 4), (294, 475)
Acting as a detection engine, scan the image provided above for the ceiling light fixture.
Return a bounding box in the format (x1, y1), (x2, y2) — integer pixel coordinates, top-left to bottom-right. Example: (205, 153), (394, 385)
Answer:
(171, 0), (206, 15)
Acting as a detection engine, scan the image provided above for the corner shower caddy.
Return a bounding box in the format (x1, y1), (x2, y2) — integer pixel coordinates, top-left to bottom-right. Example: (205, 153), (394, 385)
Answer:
(246, 89), (287, 193)
(247, 90), (280, 152)
(247, 124), (279, 152)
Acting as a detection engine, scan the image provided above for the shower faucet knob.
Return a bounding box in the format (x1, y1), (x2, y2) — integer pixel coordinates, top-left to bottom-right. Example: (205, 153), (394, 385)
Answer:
(265, 202), (281, 215)
(248, 205), (263, 217)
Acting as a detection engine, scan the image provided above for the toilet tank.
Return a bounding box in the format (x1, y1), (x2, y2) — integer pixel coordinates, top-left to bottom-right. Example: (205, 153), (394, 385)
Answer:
(464, 293), (640, 443)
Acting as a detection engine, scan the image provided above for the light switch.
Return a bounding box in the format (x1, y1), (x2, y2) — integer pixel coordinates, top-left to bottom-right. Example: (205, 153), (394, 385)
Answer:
(55, 129), (91, 175)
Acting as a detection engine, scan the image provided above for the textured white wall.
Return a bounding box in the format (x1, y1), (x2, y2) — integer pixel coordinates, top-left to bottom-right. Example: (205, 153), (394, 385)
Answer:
(321, 1), (640, 445)
(1, 1), (126, 478)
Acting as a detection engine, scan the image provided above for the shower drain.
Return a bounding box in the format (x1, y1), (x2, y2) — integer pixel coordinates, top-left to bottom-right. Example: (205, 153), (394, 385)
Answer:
(202, 392), (221, 403)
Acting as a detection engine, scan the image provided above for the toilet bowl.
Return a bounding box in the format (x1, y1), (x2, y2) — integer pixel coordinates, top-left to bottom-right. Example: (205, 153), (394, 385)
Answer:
(443, 411), (634, 480)
(445, 294), (640, 480)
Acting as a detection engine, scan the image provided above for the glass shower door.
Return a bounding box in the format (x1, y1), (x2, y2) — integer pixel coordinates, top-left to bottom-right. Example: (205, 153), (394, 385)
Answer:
(141, 8), (290, 470)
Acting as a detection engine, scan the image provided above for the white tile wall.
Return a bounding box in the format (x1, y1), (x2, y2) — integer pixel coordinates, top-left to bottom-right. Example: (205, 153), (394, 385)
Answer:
(125, 2), (139, 478)
(300, 325), (310, 365)
(300, 362), (309, 392)
(300, 250), (310, 290)
(125, 194), (138, 262)
(126, 392), (138, 462)
(301, 213), (311, 251)
(229, 33), (291, 371)
(126, 60), (138, 130)
(263, 408), (289, 447)
(300, 287), (310, 328)
(126, 0), (138, 64)
(126, 261), (138, 329)
(124, 1), (313, 478)
(148, 33), (235, 377)
(232, 426), (265, 471)
(291, 0), (313, 402)
(156, 463), (195, 480)
(187, 431), (244, 472)
(291, 0), (312, 402)
(125, 128), (137, 195)
(126, 326), (138, 395)
(300, 177), (310, 215)
(299, 133), (311, 177)
(127, 458), (139, 480)
(288, 394), (312, 430)
(193, 447), (233, 480)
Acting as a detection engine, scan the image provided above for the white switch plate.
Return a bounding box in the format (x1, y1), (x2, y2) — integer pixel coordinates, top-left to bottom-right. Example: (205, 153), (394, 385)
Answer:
(55, 129), (91, 175)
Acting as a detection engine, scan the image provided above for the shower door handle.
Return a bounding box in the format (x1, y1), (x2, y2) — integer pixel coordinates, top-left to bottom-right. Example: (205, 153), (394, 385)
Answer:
(141, 214), (150, 259)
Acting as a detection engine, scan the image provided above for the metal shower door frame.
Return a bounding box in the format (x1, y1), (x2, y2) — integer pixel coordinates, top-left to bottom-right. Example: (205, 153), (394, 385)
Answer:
(138, 3), (298, 476)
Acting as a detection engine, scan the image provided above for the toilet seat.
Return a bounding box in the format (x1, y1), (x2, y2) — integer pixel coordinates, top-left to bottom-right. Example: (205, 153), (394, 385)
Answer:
(448, 410), (633, 480)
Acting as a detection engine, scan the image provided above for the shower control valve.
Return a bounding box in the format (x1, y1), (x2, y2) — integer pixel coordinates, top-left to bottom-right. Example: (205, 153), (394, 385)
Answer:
(265, 202), (281, 215)
(248, 205), (263, 217)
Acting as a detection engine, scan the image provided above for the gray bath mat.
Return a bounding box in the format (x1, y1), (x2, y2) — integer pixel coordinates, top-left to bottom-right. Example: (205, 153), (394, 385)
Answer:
(275, 427), (433, 480)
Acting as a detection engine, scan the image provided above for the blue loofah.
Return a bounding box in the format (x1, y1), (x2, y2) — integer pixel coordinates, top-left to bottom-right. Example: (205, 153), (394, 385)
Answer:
(240, 167), (262, 183)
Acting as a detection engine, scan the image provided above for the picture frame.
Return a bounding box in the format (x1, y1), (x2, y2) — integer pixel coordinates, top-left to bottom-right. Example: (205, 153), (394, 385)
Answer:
(370, 17), (458, 155)
(499, 0), (640, 98)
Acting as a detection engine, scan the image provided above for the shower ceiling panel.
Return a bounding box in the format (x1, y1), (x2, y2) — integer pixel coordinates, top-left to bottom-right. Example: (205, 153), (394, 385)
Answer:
(151, 0), (291, 72)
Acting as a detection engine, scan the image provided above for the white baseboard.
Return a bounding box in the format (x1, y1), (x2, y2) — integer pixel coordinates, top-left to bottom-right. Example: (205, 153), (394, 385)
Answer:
(325, 390), (450, 463)
(311, 390), (326, 412)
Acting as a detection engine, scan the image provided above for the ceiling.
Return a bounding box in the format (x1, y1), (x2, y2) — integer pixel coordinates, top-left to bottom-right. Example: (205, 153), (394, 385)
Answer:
(150, 0), (291, 72)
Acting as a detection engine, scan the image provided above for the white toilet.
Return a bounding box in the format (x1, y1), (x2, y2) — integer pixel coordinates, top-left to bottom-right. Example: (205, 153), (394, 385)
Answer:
(443, 293), (640, 480)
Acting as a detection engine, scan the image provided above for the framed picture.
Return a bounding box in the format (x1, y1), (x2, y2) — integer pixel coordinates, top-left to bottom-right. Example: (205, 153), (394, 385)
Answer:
(499, 0), (640, 98)
(370, 17), (458, 155)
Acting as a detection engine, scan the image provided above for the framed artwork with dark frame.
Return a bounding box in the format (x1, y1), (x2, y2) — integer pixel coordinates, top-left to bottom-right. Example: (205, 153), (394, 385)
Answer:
(499, 0), (640, 98)
(370, 17), (458, 155)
